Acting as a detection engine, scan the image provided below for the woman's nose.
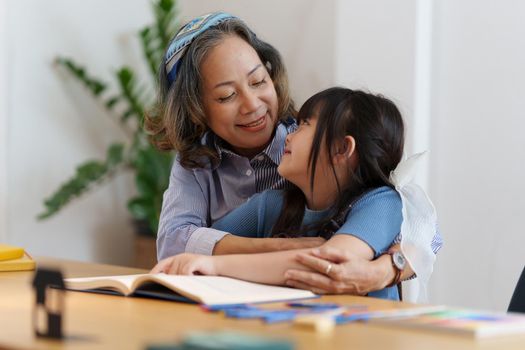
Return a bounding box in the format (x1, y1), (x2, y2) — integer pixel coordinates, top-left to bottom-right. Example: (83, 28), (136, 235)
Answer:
(240, 89), (261, 115)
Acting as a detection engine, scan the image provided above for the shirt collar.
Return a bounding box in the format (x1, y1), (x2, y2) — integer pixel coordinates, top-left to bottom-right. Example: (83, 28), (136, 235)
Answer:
(264, 122), (287, 165)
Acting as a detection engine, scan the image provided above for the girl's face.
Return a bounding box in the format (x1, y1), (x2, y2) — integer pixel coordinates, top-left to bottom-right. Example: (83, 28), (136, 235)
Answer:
(278, 116), (329, 190)
(201, 35), (279, 158)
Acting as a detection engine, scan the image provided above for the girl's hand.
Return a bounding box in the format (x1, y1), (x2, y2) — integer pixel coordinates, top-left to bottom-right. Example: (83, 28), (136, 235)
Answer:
(150, 253), (218, 276)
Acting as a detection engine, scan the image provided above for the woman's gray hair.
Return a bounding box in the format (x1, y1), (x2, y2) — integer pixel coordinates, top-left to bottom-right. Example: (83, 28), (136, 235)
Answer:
(145, 18), (296, 169)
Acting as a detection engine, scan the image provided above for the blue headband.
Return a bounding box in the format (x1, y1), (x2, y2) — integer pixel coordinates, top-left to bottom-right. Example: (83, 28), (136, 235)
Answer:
(164, 12), (237, 87)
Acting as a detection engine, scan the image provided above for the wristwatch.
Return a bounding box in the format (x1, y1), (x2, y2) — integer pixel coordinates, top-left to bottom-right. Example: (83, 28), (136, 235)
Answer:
(387, 251), (406, 287)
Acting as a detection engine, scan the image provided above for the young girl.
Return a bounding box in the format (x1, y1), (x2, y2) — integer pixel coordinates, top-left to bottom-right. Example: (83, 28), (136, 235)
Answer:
(152, 87), (426, 300)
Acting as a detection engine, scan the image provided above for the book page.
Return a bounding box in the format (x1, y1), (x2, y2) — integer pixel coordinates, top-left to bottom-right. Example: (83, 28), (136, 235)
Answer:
(148, 274), (316, 305)
(65, 274), (148, 295)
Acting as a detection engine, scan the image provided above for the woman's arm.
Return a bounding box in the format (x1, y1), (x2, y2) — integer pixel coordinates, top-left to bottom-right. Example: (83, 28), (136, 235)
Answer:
(212, 190), (325, 255)
(284, 188), (443, 294)
(157, 159), (216, 259)
(285, 224), (444, 294)
(158, 161), (323, 259)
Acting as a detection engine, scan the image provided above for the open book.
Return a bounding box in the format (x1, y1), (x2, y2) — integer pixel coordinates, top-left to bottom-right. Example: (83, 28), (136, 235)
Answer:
(65, 274), (316, 306)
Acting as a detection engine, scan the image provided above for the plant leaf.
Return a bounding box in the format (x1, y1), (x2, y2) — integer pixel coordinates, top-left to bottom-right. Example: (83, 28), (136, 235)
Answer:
(141, 0), (179, 83)
(56, 57), (107, 96)
(105, 95), (121, 109)
(127, 197), (151, 220)
(106, 143), (124, 167)
(38, 143), (125, 220)
(115, 67), (145, 122)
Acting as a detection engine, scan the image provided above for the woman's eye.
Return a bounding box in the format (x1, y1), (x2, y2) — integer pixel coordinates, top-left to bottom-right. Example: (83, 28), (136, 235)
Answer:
(252, 78), (266, 87)
(218, 93), (235, 102)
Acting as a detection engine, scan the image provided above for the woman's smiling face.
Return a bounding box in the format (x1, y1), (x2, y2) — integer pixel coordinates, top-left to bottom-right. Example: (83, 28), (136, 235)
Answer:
(200, 35), (279, 158)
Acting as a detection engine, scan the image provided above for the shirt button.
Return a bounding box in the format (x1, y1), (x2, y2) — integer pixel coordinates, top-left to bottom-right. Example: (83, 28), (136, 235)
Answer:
(257, 155), (264, 161)
(245, 169), (253, 176)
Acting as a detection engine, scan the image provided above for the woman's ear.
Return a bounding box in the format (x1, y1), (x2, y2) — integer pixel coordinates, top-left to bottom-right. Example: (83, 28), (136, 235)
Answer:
(333, 136), (356, 165)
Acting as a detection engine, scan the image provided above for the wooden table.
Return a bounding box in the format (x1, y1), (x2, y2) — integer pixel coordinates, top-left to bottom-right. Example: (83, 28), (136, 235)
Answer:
(1, 257), (524, 350)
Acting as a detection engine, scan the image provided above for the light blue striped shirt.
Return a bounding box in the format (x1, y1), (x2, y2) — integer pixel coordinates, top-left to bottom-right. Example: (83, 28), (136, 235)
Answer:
(157, 120), (297, 259)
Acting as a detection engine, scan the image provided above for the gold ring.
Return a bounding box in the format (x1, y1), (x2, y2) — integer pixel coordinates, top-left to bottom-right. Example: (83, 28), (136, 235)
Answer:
(325, 263), (333, 274)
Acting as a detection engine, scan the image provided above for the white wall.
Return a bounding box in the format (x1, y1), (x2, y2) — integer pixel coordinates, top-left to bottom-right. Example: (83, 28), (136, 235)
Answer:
(0, 0), (8, 242)
(428, 0), (525, 311)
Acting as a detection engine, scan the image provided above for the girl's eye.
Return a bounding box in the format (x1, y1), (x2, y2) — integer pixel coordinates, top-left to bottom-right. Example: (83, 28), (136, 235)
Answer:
(299, 119), (310, 126)
(218, 93), (235, 103)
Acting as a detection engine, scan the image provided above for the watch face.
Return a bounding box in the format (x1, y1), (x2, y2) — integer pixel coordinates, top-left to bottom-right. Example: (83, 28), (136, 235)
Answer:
(393, 251), (406, 270)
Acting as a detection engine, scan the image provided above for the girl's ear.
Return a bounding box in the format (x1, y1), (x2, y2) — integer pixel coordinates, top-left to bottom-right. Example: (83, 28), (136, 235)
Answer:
(333, 136), (356, 165)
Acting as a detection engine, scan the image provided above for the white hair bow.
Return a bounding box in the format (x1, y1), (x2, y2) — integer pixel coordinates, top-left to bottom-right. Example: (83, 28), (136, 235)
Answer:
(389, 151), (438, 302)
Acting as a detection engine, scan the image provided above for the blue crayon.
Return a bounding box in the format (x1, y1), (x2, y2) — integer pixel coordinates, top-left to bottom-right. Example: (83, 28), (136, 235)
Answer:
(225, 308), (270, 319)
(263, 310), (299, 324)
(203, 304), (255, 312)
(287, 302), (341, 310)
(335, 313), (370, 324)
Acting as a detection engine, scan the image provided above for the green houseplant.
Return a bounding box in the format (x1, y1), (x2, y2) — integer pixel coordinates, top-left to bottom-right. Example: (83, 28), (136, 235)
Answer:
(38, 0), (179, 238)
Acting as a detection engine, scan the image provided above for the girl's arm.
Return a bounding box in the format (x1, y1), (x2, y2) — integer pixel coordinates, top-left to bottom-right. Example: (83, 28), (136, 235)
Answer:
(152, 235), (370, 285)
(218, 235), (370, 284)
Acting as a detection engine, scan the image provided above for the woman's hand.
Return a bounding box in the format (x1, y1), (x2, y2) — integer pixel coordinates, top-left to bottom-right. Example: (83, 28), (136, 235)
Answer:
(284, 246), (391, 295)
(151, 253), (218, 276)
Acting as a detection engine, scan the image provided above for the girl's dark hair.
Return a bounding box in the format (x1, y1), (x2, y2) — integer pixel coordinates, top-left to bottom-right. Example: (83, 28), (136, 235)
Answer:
(144, 18), (296, 169)
(271, 87), (405, 238)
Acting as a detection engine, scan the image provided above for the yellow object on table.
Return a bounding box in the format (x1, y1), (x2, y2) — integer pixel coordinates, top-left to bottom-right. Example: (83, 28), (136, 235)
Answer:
(0, 244), (24, 261)
(294, 314), (336, 334)
(0, 244), (36, 272)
